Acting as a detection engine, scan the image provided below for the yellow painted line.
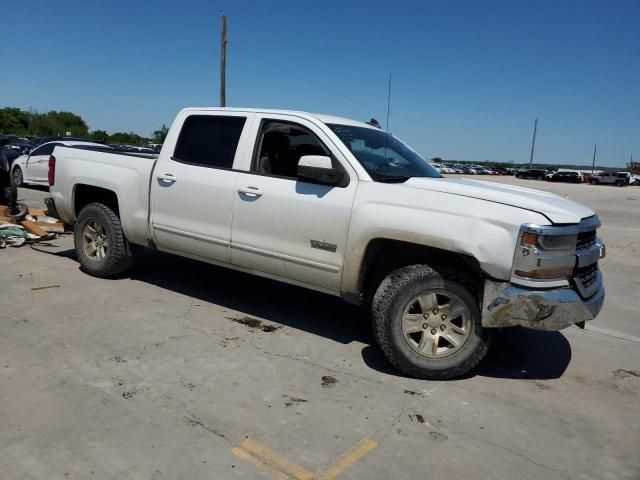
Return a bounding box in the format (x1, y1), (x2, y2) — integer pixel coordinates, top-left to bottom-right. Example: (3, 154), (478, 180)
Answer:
(232, 446), (291, 480)
(237, 438), (314, 480)
(317, 438), (377, 480)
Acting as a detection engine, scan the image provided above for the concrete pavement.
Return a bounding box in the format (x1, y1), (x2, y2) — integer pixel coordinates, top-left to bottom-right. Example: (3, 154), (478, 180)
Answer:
(1, 182), (638, 480)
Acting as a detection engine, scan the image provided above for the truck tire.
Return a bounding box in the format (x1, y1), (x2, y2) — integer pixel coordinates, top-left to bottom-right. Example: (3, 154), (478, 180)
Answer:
(590, 179), (598, 185)
(74, 203), (134, 278)
(615, 180), (624, 187)
(371, 265), (491, 380)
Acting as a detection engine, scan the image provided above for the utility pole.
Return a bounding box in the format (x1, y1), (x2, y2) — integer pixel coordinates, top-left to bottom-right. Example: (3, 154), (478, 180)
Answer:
(385, 73), (392, 131)
(528, 118), (538, 168)
(219, 12), (227, 107)
(591, 144), (597, 174)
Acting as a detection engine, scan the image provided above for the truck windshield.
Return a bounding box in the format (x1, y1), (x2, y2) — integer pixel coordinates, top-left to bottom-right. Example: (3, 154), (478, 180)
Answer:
(327, 124), (441, 182)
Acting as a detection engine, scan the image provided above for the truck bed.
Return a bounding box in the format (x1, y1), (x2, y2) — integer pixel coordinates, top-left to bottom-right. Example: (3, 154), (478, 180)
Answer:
(65, 144), (159, 160)
(50, 145), (158, 246)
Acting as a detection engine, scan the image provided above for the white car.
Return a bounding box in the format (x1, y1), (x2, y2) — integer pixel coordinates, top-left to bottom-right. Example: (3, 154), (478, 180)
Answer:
(11, 141), (109, 187)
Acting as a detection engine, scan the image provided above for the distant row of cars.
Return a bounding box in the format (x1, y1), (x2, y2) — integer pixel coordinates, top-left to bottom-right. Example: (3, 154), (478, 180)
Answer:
(514, 168), (637, 186)
(3, 136), (163, 187)
(0, 134), (162, 157)
(429, 163), (517, 175)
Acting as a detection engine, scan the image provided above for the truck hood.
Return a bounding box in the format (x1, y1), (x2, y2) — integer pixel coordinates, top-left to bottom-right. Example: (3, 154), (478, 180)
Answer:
(404, 177), (594, 224)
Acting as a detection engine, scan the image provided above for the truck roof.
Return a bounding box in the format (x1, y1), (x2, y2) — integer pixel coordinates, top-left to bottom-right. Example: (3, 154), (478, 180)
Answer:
(179, 107), (378, 130)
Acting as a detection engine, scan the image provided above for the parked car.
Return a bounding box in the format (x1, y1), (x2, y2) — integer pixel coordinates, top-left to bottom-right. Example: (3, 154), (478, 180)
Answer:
(47, 107), (605, 380)
(516, 169), (548, 180)
(11, 141), (110, 187)
(428, 163), (443, 174)
(547, 171), (583, 183)
(589, 172), (630, 187)
(2, 145), (20, 166)
(1, 135), (33, 154)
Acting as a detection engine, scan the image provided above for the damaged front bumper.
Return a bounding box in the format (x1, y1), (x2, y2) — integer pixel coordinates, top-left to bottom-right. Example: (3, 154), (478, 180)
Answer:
(482, 278), (605, 330)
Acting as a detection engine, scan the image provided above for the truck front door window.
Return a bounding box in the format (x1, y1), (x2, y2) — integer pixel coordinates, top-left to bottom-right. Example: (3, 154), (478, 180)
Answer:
(173, 115), (246, 169)
(253, 121), (332, 179)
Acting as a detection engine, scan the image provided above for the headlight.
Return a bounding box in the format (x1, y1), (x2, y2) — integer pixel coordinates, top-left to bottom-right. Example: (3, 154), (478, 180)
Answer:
(511, 224), (577, 284)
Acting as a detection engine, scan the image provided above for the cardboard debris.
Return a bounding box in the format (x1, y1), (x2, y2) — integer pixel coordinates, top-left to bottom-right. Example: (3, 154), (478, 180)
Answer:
(36, 215), (59, 224)
(37, 222), (64, 233)
(28, 208), (47, 217)
(22, 220), (49, 237)
(0, 204), (65, 246)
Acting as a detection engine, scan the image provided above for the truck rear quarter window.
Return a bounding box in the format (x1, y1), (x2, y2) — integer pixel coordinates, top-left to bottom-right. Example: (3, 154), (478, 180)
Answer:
(173, 115), (246, 169)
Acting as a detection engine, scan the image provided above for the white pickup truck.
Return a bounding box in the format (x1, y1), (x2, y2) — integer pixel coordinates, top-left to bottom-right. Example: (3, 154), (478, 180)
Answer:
(46, 107), (605, 379)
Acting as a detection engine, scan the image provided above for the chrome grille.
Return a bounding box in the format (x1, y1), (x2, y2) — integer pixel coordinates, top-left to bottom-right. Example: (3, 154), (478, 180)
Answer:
(572, 216), (603, 299)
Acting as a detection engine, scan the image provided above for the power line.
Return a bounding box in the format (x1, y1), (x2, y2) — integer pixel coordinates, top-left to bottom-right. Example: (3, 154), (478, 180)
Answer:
(386, 73), (392, 131)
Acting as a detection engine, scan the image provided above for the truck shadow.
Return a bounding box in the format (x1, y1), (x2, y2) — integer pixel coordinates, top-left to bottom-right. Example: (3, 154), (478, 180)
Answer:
(361, 328), (572, 380)
(54, 247), (572, 380)
(130, 249), (371, 345)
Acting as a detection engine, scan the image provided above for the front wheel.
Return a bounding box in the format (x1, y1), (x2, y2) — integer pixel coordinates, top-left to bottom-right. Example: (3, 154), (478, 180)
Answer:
(11, 166), (23, 187)
(371, 265), (491, 380)
(74, 203), (134, 278)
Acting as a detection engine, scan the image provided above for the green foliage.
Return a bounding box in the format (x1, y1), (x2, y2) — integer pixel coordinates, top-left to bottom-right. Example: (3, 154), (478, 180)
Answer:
(152, 124), (169, 144)
(0, 108), (31, 135)
(0, 107), (167, 147)
(0, 107), (89, 137)
(108, 132), (147, 145)
(90, 130), (109, 142)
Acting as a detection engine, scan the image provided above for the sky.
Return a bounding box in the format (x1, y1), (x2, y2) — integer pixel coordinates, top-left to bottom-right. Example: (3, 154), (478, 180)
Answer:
(1, 0), (638, 167)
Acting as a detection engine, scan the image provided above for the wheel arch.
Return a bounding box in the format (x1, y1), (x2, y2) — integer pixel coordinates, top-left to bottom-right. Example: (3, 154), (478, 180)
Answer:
(353, 238), (485, 306)
(74, 184), (120, 218)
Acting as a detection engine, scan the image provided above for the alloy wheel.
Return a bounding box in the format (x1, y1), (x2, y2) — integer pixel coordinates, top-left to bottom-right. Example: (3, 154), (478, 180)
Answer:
(401, 290), (472, 358)
(82, 220), (109, 261)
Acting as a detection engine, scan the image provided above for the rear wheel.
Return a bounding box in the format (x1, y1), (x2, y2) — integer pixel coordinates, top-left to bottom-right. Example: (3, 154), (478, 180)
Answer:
(590, 179), (598, 185)
(371, 265), (491, 379)
(615, 180), (624, 187)
(74, 203), (134, 278)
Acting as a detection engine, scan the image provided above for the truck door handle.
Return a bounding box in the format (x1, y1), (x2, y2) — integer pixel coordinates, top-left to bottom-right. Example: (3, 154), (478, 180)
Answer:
(237, 186), (263, 197)
(157, 173), (177, 183)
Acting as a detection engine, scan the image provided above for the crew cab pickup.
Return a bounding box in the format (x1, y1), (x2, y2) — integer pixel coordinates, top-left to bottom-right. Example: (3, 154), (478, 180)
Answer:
(46, 108), (606, 379)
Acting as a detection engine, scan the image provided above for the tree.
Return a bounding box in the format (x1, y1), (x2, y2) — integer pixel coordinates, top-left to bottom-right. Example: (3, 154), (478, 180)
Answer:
(109, 132), (147, 146)
(90, 130), (109, 142)
(0, 107), (31, 135)
(45, 111), (89, 137)
(151, 124), (169, 144)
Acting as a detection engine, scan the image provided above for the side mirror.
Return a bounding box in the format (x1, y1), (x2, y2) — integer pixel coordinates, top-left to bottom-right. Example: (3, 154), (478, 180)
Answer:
(297, 155), (343, 185)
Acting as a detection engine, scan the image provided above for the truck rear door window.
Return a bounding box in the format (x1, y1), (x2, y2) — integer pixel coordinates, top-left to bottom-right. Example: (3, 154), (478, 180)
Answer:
(173, 115), (246, 169)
